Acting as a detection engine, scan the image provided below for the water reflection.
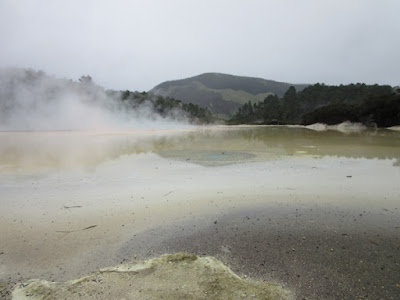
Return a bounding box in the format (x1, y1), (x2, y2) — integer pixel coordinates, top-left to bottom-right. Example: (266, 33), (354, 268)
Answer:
(0, 126), (399, 173)
(158, 126), (400, 166)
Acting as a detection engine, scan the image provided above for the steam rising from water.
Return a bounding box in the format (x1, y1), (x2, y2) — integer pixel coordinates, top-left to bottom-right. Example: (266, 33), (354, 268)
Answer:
(0, 68), (189, 131)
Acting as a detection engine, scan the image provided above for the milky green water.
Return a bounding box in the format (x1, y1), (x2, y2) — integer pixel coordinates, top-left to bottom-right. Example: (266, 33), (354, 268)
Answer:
(0, 126), (399, 173)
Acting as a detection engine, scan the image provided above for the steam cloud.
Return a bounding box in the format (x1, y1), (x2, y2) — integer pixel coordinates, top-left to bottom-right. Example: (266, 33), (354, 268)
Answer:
(0, 68), (189, 131)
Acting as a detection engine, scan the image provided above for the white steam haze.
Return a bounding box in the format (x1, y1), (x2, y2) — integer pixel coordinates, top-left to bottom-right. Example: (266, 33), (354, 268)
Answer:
(0, 68), (190, 131)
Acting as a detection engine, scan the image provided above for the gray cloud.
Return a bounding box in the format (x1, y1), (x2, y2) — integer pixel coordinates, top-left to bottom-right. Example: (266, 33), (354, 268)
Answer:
(0, 0), (399, 91)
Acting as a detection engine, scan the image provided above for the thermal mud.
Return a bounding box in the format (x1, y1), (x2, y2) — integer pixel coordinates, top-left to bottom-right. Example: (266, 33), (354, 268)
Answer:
(117, 203), (400, 299)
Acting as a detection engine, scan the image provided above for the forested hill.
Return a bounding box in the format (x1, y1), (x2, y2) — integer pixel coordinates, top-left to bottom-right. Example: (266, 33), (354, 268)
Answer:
(230, 83), (400, 127)
(150, 73), (308, 116)
(3, 68), (398, 128)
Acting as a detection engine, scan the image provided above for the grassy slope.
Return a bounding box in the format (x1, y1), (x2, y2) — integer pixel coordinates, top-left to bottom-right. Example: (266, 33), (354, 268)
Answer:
(212, 88), (273, 105)
(150, 73), (308, 116)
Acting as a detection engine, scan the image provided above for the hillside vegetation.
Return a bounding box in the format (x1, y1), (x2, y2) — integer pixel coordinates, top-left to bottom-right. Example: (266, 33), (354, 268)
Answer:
(150, 73), (308, 116)
(112, 89), (213, 123)
(230, 83), (399, 127)
(2, 69), (398, 128)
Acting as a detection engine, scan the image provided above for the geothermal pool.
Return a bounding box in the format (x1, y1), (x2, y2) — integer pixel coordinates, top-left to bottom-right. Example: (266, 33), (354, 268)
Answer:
(1, 125), (400, 299)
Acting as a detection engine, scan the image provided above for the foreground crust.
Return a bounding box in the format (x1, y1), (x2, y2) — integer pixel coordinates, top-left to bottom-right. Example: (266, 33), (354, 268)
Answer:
(12, 253), (291, 300)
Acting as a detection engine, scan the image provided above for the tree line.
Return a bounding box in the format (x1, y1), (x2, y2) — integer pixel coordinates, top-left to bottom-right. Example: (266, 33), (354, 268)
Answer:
(230, 83), (399, 127)
(112, 90), (213, 124)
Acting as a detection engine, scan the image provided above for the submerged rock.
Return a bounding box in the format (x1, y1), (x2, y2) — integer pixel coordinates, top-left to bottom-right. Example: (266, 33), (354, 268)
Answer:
(12, 253), (291, 300)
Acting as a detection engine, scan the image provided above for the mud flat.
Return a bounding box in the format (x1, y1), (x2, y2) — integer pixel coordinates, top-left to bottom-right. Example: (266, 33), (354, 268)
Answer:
(1, 126), (400, 299)
(121, 198), (400, 299)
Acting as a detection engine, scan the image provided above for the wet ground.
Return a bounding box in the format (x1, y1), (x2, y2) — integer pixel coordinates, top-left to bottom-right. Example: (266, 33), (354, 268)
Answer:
(1, 125), (400, 299)
(118, 202), (400, 299)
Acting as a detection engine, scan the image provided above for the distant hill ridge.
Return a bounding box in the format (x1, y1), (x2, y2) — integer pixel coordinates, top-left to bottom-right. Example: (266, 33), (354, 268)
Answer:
(150, 73), (309, 116)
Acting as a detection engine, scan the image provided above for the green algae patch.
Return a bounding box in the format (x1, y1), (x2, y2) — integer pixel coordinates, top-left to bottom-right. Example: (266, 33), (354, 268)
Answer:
(12, 253), (292, 300)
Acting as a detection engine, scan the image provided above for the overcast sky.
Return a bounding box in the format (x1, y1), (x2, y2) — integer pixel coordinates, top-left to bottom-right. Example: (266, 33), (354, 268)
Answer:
(1, 0), (399, 91)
